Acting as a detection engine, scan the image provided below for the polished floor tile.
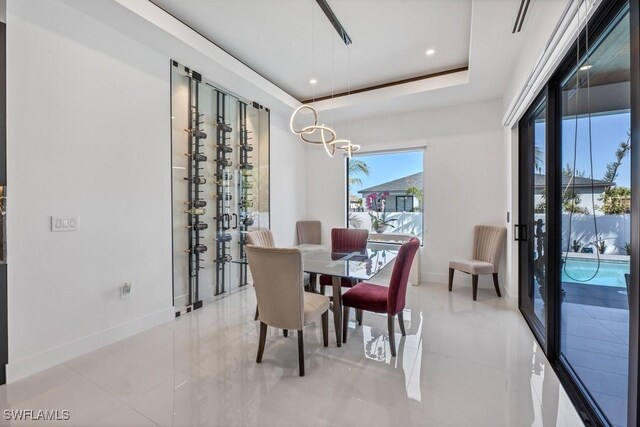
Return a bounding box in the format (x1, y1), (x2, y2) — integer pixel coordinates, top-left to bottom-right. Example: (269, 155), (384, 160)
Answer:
(0, 283), (586, 426)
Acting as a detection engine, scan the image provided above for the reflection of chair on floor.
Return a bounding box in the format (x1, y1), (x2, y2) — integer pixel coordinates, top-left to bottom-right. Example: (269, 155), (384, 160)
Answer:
(246, 245), (329, 376)
(448, 225), (506, 301)
(342, 238), (420, 357)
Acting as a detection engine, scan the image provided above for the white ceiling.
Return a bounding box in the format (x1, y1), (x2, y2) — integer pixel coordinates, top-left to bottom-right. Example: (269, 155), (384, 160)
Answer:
(150, 0), (472, 101)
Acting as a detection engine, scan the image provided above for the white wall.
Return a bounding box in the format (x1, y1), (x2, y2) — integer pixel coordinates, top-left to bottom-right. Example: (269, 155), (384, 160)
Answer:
(306, 98), (507, 291)
(6, 0), (305, 382)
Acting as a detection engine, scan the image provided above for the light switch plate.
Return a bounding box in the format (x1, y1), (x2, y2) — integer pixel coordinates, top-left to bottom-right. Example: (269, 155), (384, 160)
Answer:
(51, 216), (79, 232)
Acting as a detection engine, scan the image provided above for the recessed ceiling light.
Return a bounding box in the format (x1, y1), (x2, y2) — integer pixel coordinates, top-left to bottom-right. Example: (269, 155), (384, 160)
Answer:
(425, 49), (436, 56)
(580, 64), (592, 71)
(309, 78), (318, 85)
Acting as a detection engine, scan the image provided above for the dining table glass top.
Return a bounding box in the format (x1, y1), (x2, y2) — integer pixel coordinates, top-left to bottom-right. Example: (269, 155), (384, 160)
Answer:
(234, 242), (399, 281)
(293, 242), (398, 280)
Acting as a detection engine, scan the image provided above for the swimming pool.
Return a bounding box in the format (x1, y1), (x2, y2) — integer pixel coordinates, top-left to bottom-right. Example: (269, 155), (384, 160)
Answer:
(561, 257), (630, 287)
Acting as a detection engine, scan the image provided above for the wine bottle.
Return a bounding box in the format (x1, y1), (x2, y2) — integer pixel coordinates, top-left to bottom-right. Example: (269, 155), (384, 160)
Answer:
(241, 200), (254, 208)
(192, 199), (207, 208)
(215, 194), (233, 201)
(243, 182), (254, 189)
(185, 153), (207, 162)
(217, 158), (232, 167)
(185, 129), (207, 139)
(184, 176), (206, 184)
(188, 222), (208, 230)
(185, 208), (206, 215)
(239, 143), (254, 151)
(217, 233), (232, 242)
(239, 163), (253, 170)
(216, 254), (232, 262)
(217, 144), (233, 153)
(189, 244), (207, 253)
(216, 121), (232, 133)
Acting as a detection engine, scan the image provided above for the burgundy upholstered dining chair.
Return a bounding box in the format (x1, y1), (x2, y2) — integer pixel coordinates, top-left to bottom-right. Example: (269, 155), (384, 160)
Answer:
(341, 237), (420, 357)
(318, 228), (369, 295)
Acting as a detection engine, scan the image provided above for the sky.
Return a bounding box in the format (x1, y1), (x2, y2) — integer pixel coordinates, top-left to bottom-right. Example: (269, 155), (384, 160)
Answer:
(349, 151), (423, 197)
(535, 111), (631, 188)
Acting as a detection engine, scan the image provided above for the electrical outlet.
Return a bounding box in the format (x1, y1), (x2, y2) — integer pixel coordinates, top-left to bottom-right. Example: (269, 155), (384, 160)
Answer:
(120, 282), (132, 299)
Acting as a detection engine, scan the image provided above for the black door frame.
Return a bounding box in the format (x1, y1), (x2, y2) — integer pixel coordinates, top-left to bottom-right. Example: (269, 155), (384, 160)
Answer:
(518, 90), (548, 350)
(518, 0), (638, 425)
(0, 20), (7, 385)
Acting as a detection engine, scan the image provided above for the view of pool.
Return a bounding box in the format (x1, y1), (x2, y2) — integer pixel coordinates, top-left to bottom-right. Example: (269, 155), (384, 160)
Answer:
(561, 257), (630, 287)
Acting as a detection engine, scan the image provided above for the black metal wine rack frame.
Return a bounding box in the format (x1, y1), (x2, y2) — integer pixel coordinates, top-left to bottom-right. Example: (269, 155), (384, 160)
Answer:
(185, 72), (204, 310)
(214, 90), (234, 296)
(238, 102), (253, 287)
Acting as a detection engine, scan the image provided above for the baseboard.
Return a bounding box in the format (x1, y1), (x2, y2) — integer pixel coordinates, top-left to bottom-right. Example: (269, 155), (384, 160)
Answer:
(6, 306), (175, 383)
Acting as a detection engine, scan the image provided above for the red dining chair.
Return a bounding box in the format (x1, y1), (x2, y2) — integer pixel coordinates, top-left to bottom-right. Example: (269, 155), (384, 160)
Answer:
(341, 237), (420, 357)
(318, 228), (369, 295)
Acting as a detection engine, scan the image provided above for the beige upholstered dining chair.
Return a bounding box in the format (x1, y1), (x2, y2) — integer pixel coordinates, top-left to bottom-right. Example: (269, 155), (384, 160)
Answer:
(246, 229), (275, 322)
(448, 225), (507, 301)
(296, 220), (321, 245)
(246, 229), (275, 247)
(246, 245), (330, 376)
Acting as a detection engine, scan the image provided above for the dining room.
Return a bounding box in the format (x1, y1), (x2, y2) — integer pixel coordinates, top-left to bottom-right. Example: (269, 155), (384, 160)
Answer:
(1, 0), (638, 426)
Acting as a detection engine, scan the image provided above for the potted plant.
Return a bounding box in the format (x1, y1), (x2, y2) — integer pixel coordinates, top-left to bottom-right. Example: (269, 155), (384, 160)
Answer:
(368, 212), (396, 233)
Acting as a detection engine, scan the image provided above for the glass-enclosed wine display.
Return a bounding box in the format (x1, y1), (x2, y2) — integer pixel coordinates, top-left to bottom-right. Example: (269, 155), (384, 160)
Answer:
(170, 62), (270, 312)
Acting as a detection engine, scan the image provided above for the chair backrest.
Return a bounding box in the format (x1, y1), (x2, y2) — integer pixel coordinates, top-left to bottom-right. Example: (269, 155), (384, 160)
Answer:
(296, 220), (322, 245)
(245, 246), (304, 330)
(330, 228), (369, 253)
(387, 237), (420, 315)
(472, 225), (507, 272)
(246, 229), (275, 247)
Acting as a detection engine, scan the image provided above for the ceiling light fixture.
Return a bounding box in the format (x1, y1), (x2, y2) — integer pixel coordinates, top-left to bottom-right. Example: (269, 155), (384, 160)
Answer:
(580, 64), (592, 71)
(425, 49), (436, 56)
(289, 0), (360, 159)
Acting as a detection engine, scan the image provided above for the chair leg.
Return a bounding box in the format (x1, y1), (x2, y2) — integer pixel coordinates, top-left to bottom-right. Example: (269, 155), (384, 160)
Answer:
(387, 314), (396, 357)
(472, 274), (478, 301)
(322, 311), (328, 347)
(342, 305), (349, 343)
(397, 311), (406, 336)
(448, 268), (454, 291)
(297, 329), (305, 377)
(283, 329), (288, 337)
(254, 305), (259, 321)
(492, 273), (502, 297)
(356, 309), (363, 325)
(256, 322), (267, 363)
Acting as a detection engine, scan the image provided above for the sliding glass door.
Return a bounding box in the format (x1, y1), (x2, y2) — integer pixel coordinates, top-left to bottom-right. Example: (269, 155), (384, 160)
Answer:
(518, 1), (637, 425)
(558, 7), (631, 426)
(519, 94), (549, 345)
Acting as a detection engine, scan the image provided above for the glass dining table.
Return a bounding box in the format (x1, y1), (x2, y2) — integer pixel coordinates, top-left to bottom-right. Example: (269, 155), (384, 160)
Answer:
(292, 242), (399, 346)
(235, 241), (399, 346)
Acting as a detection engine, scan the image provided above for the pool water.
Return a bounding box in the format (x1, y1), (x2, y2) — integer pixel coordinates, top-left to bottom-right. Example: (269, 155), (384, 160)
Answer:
(561, 258), (630, 287)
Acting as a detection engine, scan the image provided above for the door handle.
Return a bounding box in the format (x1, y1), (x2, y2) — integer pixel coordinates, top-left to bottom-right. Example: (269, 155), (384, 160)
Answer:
(514, 224), (528, 241)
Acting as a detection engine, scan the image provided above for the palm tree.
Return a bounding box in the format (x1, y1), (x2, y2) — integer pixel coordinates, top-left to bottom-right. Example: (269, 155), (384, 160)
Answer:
(348, 159), (370, 186)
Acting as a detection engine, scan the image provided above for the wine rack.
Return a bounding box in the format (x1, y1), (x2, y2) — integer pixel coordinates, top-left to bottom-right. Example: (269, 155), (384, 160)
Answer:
(184, 76), (206, 310)
(238, 101), (252, 288)
(214, 90), (234, 296)
(171, 61), (270, 313)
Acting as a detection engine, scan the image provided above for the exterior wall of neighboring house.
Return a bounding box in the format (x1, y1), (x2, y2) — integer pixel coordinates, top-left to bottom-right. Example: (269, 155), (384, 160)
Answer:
(534, 186), (610, 214)
(358, 190), (419, 212)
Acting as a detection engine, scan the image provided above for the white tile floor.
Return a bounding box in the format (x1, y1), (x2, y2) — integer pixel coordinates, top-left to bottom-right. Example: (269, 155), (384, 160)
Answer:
(0, 283), (586, 427)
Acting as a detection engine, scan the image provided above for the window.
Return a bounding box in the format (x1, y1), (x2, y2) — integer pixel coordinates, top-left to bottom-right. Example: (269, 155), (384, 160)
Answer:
(346, 150), (424, 240)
